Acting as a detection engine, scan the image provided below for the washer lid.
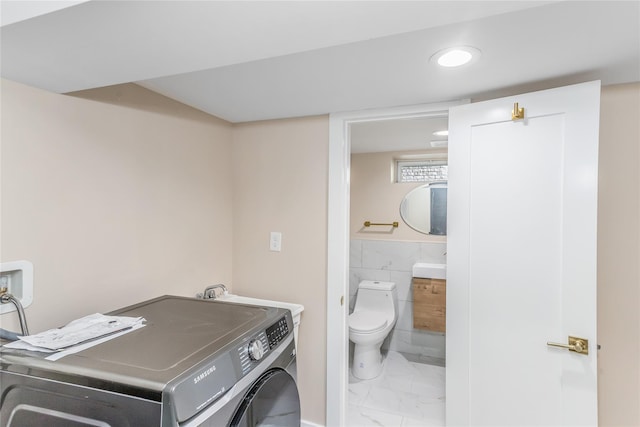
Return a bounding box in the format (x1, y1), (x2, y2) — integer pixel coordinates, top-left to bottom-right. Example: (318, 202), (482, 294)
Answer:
(349, 311), (387, 333)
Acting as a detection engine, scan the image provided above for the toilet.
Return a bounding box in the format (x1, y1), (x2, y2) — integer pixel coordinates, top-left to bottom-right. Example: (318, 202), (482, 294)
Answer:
(349, 280), (398, 379)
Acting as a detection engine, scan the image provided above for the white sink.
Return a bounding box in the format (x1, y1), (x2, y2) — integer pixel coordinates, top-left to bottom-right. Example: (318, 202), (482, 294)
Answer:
(217, 294), (304, 318)
(412, 263), (446, 279)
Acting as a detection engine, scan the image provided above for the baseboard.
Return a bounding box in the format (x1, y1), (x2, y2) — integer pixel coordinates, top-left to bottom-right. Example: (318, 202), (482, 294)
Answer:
(301, 419), (324, 427)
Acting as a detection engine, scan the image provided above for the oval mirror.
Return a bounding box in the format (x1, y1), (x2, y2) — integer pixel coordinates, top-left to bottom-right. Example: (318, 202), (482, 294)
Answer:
(400, 182), (447, 235)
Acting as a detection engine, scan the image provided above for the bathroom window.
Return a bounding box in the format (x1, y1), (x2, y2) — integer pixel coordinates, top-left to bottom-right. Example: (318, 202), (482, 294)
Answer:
(397, 160), (448, 183)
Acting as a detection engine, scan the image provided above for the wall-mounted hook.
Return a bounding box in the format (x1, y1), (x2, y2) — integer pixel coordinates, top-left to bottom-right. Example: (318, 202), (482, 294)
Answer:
(512, 102), (525, 121)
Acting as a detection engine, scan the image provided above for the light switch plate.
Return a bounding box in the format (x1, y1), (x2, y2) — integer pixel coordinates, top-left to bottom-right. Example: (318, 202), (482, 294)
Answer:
(270, 232), (282, 252)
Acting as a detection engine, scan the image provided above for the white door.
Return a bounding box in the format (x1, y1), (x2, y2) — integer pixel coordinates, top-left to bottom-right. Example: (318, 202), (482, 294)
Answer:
(446, 81), (600, 426)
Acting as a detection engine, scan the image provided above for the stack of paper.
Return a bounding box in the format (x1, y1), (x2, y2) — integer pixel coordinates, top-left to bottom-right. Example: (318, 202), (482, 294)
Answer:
(3, 313), (145, 357)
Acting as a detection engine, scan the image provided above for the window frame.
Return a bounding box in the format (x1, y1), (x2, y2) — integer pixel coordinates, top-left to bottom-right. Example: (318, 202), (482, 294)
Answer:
(396, 158), (448, 183)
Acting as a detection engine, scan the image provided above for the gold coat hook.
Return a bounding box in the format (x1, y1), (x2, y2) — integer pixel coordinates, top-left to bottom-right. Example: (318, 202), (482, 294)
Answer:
(512, 102), (525, 120)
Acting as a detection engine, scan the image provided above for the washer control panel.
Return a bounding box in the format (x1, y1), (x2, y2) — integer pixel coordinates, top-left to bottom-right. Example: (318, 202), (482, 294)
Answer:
(235, 315), (291, 376)
(237, 331), (269, 375)
(266, 316), (289, 349)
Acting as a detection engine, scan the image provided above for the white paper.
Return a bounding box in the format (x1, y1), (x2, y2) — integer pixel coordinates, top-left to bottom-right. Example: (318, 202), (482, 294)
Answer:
(2, 340), (57, 353)
(45, 323), (145, 361)
(9, 313), (145, 350)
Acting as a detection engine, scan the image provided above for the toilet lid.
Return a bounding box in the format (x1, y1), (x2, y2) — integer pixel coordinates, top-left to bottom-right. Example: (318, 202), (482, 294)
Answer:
(349, 311), (387, 333)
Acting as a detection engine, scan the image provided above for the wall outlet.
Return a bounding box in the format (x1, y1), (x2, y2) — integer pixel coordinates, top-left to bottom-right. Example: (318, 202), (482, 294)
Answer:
(270, 232), (282, 252)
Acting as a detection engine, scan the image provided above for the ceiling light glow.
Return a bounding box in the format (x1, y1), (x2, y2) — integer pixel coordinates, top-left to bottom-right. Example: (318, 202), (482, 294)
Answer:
(430, 140), (448, 148)
(439, 50), (471, 67)
(433, 130), (449, 137)
(431, 46), (481, 68)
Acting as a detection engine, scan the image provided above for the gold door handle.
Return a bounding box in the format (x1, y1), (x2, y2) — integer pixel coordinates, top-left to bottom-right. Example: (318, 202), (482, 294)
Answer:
(547, 336), (589, 355)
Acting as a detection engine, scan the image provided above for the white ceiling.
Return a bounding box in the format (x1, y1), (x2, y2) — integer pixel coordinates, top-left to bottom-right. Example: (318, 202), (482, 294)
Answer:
(350, 116), (449, 154)
(1, 1), (639, 124)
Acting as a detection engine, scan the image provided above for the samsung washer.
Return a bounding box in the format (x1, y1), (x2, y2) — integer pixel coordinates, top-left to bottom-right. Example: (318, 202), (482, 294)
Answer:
(0, 295), (300, 426)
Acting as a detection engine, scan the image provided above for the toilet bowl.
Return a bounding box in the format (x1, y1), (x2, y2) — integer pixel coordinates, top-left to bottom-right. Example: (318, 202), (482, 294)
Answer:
(349, 280), (398, 379)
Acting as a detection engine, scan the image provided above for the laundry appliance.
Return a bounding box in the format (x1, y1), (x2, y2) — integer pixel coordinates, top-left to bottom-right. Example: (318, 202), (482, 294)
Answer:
(0, 295), (300, 426)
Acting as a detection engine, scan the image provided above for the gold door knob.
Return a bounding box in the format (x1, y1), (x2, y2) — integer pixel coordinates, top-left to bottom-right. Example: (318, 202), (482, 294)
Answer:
(547, 336), (589, 355)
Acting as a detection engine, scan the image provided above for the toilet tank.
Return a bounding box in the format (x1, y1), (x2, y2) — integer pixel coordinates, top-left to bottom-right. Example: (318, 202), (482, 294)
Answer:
(355, 281), (397, 315)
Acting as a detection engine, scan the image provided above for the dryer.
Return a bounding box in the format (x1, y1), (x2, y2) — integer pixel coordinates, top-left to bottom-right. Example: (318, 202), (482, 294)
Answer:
(0, 295), (300, 426)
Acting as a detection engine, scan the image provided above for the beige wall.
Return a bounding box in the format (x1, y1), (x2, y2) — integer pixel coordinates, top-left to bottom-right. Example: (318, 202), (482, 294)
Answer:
(351, 149), (447, 242)
(0, 80), (234, 333)
(0, 80), (328, 426)
(231, 116), (329, 425)
(597, 82), (640, 426)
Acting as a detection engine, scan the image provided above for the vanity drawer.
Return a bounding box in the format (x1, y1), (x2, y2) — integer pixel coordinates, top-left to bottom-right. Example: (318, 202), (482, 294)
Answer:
(413, 277), (446, 332)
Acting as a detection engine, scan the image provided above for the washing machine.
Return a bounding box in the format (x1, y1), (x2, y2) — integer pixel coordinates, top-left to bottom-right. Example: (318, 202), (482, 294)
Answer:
(0, 295), (300, 426)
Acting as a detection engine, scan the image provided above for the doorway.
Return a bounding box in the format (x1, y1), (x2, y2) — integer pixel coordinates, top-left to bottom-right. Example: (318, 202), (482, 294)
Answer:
(327, 81), (600, 426)
(326, 101), (465, 426)
(348, 115), (450, 425)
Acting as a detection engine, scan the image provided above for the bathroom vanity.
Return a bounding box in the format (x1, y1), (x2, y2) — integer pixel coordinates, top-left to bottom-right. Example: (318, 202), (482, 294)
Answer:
(413, 277), (446, 332)
(412, 263), (446, 332)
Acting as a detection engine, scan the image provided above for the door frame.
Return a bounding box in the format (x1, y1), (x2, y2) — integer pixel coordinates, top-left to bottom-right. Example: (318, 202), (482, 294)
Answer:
(326, 100), (467, 426)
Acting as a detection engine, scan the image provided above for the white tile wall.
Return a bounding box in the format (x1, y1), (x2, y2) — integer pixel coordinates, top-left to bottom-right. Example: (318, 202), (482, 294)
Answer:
(349, 239), (447, 362)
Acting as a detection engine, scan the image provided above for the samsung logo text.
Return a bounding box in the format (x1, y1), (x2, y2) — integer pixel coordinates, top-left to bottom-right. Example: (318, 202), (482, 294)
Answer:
(193, 365), (216, 384)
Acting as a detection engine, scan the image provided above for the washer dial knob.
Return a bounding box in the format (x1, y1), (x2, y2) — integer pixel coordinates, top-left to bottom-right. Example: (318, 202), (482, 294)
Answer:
(248, 339), (265, 361)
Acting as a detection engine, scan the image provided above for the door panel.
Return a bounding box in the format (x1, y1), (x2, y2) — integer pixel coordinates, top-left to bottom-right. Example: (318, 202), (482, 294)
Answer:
(469, 116), (564, 425)
(447, 81), (600, 426)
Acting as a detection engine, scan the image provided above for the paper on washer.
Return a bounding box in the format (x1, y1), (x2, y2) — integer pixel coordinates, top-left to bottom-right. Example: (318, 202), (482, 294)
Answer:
(12, 313), (145, 351)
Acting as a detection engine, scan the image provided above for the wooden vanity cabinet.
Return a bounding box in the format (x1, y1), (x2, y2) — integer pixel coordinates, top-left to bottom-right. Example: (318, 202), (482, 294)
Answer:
(413, 277), (446, 332)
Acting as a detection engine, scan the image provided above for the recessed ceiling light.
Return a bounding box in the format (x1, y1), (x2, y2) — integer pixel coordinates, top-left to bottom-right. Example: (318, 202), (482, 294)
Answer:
(433, 130), (449, 137)
(431, 46), (481, 68)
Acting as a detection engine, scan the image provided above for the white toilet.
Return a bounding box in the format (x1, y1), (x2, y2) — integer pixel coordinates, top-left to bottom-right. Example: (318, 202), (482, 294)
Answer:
(349, 280), (398, 379)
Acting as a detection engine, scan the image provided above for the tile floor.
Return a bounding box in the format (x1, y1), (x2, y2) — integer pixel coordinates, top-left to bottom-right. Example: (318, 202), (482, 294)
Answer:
(348, 351), (445, 427)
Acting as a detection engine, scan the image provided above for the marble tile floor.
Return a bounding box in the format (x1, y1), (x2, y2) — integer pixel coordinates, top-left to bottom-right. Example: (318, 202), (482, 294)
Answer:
(348, 351), (445, 427)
